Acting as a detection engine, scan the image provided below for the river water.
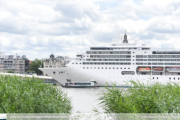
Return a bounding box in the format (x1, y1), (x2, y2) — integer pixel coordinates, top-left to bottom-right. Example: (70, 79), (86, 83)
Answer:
(59, 87), (128, 113)
(60, 87), (105, 113)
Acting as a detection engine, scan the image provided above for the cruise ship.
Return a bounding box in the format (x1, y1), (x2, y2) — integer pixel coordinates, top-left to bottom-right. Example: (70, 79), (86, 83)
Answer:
(39, 34), (180, 86)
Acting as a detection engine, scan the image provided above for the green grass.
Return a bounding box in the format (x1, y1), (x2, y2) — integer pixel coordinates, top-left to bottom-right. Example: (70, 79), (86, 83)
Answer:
(0, 75), (72, 113)
(98, 81), (180, 113)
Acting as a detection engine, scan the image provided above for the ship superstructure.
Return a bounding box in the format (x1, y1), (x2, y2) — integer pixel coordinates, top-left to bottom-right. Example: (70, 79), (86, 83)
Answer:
(39, 34), (180, 86)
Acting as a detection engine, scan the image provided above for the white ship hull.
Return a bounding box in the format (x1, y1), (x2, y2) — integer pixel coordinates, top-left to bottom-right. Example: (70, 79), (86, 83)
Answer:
(39, 66), (180, 86)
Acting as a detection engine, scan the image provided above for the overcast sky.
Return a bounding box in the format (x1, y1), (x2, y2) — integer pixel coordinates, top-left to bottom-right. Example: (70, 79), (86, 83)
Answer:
(0, 0), (180, 60)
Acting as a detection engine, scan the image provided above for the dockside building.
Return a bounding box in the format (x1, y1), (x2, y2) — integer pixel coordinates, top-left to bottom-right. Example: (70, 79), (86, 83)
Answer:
(0, 52), (30, 73)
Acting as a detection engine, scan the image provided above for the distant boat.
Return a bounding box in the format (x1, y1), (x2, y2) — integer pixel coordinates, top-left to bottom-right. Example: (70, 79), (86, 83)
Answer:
(167, 67), (180, 72)
(138, 68), (151, 72)
(62, 81), (99, 88)
(153, 67), (163, 71)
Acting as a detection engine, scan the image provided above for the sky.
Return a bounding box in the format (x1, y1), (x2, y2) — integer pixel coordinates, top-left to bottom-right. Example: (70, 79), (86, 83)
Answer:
(0, 0), (180, 60)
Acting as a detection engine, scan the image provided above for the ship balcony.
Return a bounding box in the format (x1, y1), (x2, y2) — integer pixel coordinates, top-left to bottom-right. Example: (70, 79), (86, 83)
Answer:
(76, 54), (83, 58)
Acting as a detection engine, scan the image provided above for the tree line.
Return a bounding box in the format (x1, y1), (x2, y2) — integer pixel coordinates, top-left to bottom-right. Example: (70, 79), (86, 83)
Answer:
(28, 58), (43, 75)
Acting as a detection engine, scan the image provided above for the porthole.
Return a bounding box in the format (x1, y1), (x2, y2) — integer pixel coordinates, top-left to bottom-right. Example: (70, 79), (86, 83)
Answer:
(157, 77), (158, 79)
(174, 78), (175, 80)
(169, 77), (171, 80)
(153, 77), (154, 79)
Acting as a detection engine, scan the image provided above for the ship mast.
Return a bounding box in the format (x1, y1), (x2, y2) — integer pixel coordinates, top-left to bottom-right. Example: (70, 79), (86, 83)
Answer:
(123, 30), (128, 43)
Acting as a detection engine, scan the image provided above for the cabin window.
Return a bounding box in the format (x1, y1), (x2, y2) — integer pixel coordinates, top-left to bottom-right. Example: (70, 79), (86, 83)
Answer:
(157, 77), (158, 79)
(169, 77), (171, 80)
(83, 67), (85, 69)
(113, 67), (115, 69)
(142, 73), (146, 75)
(105, 67), (107, 69)
(178, 78), (179, 80)
(109, 67), (111, 69)
(128, 68), (130, 69)
(174, 78), (175, 80)
(94, 67), (96, 69)
(87, 67), (89, 69)
(153, 77), (154, 79)
(117, 68), (118, 69)
(102, 67), (103, 69)
(98, 67), (100, 69)
(53, 72), (55, 74)
(72, 63), (74, 64)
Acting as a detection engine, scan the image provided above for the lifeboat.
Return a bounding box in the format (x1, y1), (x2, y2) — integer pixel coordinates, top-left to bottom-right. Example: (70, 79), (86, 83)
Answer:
(138, 67), (151, 72)
(153, 67), (163, 71)
(167, 67), (180, 72)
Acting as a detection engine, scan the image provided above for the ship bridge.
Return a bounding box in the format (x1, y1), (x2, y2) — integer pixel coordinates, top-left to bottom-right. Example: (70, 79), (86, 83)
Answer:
(90, 34), (151, 51)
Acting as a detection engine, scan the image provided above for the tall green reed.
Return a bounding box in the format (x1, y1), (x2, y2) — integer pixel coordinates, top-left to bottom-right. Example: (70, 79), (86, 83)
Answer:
(0, 75), (72, 113)
(98, 81), (180, 113)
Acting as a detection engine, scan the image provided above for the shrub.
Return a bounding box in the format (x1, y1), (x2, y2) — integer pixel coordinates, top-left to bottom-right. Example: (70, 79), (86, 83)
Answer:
(0, 75), (72, 113)
(27, 70), (36, 73)
(98, 81), (180, 113)
(7, 71), (14, 73)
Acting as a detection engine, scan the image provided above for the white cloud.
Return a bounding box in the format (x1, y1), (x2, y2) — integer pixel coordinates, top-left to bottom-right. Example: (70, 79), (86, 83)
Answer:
(0, 0), (180, 60)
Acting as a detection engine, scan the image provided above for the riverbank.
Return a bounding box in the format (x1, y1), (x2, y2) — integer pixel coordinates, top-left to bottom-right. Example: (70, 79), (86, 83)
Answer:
(96, 80), (180, 113)
(0, 75), (71, 113)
